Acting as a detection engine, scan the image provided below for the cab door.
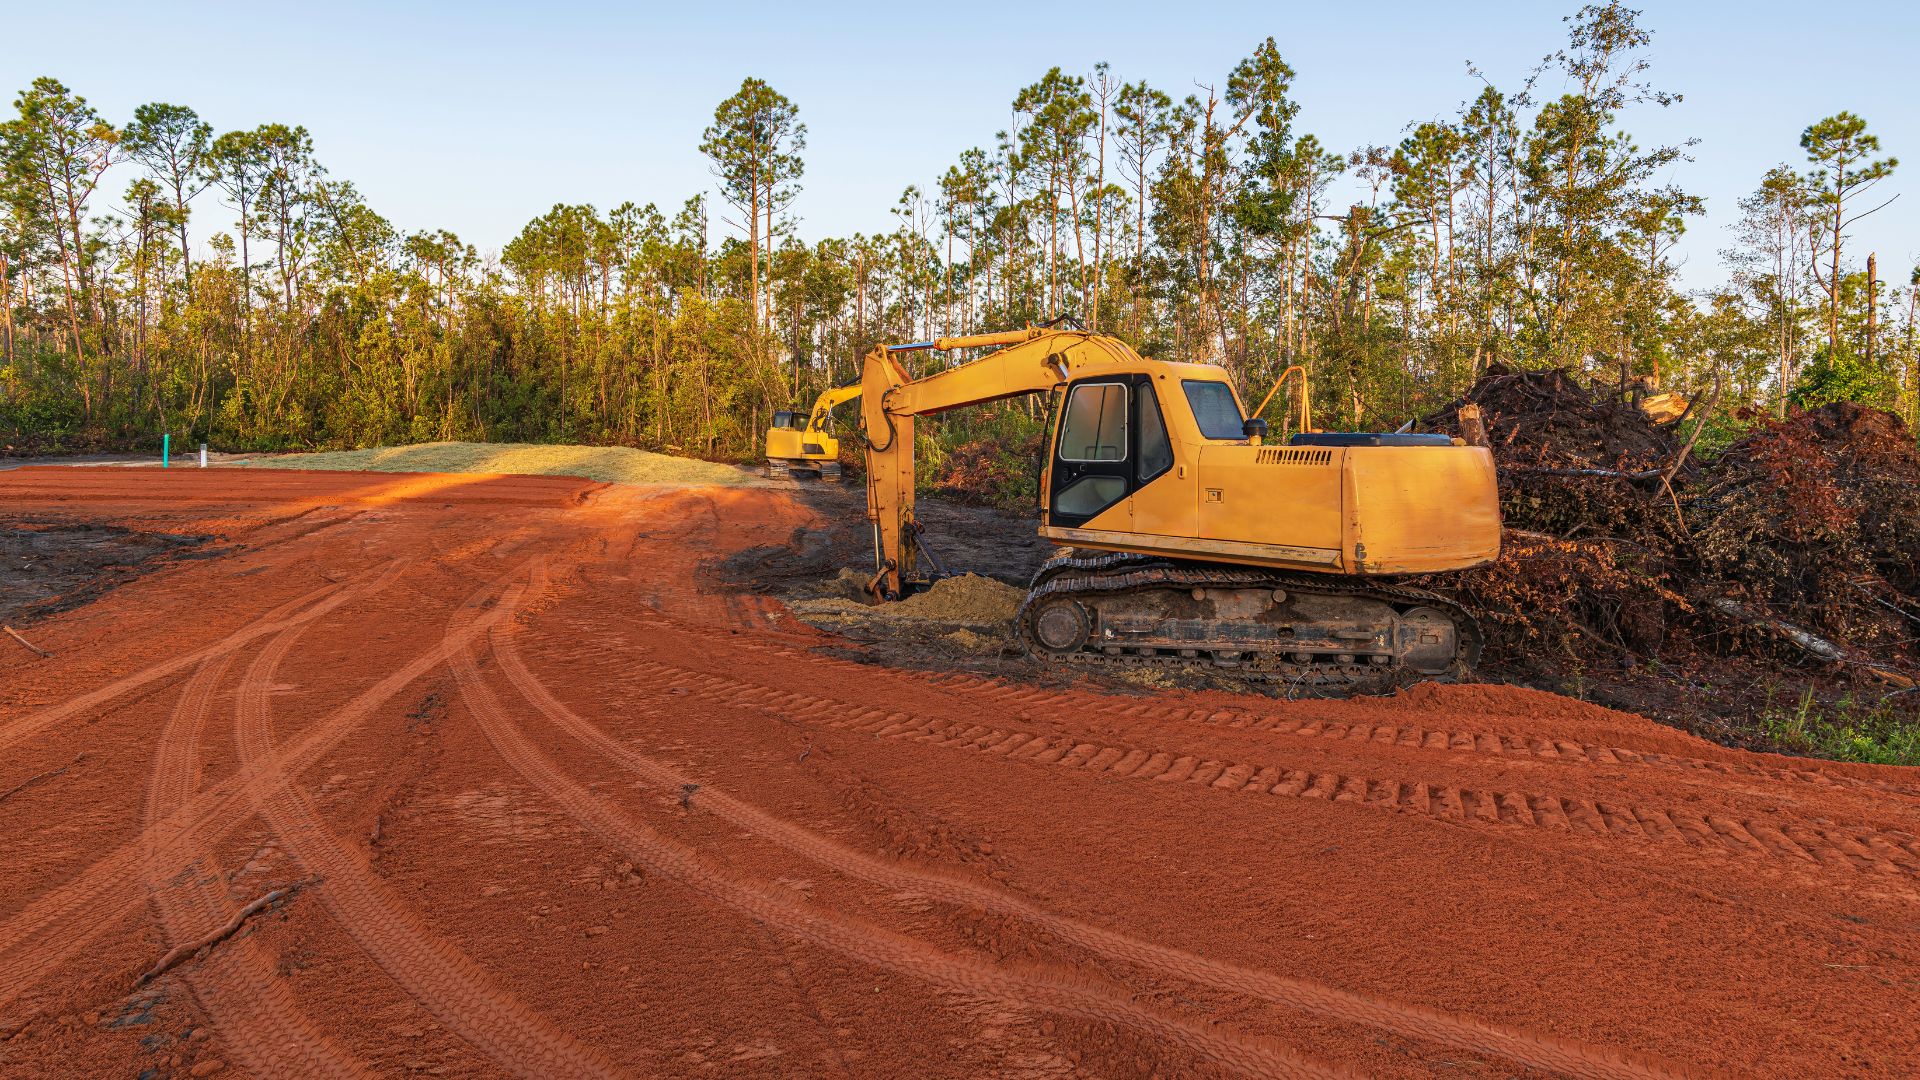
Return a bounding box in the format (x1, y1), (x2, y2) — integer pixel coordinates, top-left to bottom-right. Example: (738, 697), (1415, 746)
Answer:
(1046, 378), (1132, 529)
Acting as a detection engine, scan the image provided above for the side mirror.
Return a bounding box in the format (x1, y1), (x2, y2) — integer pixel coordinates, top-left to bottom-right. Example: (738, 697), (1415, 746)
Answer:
(1242, 418), (1269, 439)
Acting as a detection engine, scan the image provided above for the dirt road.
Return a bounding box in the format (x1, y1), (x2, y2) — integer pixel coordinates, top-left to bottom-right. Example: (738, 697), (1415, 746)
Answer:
(2, 468), (1916, 1079)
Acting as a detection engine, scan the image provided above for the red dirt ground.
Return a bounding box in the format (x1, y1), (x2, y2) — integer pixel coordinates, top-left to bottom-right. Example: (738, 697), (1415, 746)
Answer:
(1, 467), (1917, 1080)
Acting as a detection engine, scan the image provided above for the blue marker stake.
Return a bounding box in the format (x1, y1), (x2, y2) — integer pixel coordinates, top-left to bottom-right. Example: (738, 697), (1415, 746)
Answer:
(163, 434), (170, 468)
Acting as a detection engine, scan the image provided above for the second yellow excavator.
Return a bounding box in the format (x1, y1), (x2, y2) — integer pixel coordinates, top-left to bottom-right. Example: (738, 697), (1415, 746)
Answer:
(854, 327), (1503, 690)
(765, 384), (861, 478)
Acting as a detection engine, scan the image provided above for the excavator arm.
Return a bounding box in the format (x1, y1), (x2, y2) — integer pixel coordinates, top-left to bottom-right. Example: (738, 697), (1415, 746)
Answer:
(805, 383), (862, 432)
(860, 328), (1146, 597)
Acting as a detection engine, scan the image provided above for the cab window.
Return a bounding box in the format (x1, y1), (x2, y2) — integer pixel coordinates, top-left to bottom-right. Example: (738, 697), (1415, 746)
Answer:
(1182, 380), (1245, 440)
(1058, 383), (1128, 462)
(1137, 383), (1172, 481)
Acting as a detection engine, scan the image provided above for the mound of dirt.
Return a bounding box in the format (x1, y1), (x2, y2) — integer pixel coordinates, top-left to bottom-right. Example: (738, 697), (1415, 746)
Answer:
(892, 574), (1024, 624)
(789, 573), (1022, 632)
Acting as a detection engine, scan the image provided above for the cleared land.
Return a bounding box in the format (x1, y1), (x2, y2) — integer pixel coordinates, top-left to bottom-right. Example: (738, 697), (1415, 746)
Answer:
(234, 440), (768, 487)
(1, 465), (1917, 1079)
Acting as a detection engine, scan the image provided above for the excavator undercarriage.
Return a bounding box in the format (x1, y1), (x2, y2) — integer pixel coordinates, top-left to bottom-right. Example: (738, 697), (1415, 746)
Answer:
(1015, 552), (1481, 691)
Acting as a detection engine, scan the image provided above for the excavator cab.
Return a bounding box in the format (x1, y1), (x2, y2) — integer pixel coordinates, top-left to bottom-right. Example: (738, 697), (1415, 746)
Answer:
(1038, 365), (1499, 578)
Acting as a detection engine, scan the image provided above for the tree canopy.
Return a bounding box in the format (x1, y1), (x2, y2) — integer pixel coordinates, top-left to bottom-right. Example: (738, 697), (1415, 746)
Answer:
(1, 2), (1914, 468)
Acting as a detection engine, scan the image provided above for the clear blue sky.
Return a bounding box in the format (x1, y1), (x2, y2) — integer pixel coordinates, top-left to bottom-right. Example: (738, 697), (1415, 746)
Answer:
(7, 0), (1917, 290)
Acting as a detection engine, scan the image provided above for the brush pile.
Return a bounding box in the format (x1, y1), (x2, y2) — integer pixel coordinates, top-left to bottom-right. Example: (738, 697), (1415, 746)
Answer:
(1422, 367), (1920, 707)
(1692, 403), (1920, 670)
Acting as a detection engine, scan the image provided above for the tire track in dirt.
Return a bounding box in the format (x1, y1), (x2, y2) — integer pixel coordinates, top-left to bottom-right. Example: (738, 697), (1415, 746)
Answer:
(233, 570), (620, 1080)
(0, 477), (495, 755)
(615, 590), (1917, 805)
(492, 626), (1717, 1080)
(621, 610), (1919, 804)
(0, 560), (545, 1015)
(452, 569), (1356, 1080)
(146, 619), (371, 1080)
(614, 660), (1920, 881)
(922, 673), (1920, 801)
(0, 471), (556, 755)
(0, 571), (369, 756)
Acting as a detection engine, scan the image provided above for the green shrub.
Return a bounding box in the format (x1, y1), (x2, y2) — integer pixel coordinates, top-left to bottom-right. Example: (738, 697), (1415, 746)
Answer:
(1760, 686), (1920, 766)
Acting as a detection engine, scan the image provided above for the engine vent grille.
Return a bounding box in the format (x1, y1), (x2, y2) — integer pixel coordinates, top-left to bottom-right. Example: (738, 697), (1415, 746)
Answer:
(1256, 448), (1334, 466)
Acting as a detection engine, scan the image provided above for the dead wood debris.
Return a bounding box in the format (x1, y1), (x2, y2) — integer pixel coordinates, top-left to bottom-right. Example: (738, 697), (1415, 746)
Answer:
(3, 625), (50, 657)
(0, 753), (85, 804)
(1421, 366), (1920, 720)
(137, 879), (311, 987)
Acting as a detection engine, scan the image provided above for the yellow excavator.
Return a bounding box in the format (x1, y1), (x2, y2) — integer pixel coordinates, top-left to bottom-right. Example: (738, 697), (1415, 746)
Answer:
(856, 327), (1503, 689)
(765, 384), (861, 479)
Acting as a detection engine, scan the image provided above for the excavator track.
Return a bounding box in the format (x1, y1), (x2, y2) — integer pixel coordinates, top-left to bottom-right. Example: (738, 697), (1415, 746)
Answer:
(1014, 551), (1482, 694)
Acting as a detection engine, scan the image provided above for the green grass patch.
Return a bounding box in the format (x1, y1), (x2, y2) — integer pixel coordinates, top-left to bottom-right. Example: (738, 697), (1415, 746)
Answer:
(230, 441), (766, 488)
(1760, 686), (1920, 766)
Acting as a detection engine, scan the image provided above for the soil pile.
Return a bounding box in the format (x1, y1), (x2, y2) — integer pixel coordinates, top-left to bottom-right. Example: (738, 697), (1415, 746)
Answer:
(892, 573), (1025, 624)
(1424, 369), (1920, 727)
(789, 572), (1022, 631)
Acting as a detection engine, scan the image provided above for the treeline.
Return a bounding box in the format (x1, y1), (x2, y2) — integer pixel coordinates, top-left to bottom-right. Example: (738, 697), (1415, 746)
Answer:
(1, 2), (1914, 465)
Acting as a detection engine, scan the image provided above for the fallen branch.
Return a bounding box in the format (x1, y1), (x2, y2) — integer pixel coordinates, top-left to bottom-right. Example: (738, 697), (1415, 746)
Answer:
(137, 880), (308, 986)
(3, 625), (50, 658)
(0, 753), (84, 804)
(1655, 373), (1720, 536)
(1851, 579), (1920, 628)
(1501, 528), (1652, 552)
(1710, 598), (1916, 689)
(1501, 465), (1665, 481)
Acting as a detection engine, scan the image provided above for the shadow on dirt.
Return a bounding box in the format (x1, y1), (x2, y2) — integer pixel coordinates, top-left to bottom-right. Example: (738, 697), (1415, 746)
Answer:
(710, 482), (1066, 682)
(715, 481), (1052, 590)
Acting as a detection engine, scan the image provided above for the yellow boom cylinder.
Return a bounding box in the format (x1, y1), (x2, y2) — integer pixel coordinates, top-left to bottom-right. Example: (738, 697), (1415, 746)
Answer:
(930, 328), (1044, 351)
